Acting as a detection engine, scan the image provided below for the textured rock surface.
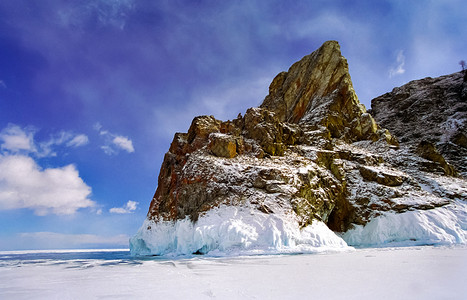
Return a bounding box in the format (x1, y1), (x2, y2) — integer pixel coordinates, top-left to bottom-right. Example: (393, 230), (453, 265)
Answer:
(371, 72), (467, 177)
(260, 41), (397, 145)
(141, 41), (467, 251)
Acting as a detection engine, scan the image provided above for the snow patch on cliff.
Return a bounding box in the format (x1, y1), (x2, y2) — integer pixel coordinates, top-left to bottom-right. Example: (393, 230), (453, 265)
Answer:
(130, 205), (350, 256)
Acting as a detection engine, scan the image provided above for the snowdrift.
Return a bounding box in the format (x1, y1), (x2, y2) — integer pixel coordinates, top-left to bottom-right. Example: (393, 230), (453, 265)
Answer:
(343, 200), (467, 247)
(130, 206), (350, 256)
(130, 200), (466, 256)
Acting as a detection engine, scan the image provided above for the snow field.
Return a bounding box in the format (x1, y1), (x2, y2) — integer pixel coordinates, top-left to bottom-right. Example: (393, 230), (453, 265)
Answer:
(1, 247), (466, 299)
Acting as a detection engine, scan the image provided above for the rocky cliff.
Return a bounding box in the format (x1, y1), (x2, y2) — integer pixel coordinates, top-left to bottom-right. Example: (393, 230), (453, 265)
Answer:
(370, 72), (467, 177)
(131, 41), (467, 255)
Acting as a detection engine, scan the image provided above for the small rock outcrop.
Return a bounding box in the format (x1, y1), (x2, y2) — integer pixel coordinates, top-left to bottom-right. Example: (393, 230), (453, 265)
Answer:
(135, 41), (467, 255)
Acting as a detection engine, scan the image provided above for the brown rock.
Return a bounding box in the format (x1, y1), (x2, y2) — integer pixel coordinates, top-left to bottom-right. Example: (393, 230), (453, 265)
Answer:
(452, 132), (467, 148)
(358, 166), (405, 187)
(243, 107), (287, 156)
(260, 40), (396, 144)
(371, 71), (466, 176)
(187, 115), (221, 148)
(416, 140), (457, 176)
(208, 133), (237, 158)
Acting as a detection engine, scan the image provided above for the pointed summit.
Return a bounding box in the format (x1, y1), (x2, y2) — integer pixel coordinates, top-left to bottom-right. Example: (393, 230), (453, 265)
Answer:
(261, 41), (391, 143)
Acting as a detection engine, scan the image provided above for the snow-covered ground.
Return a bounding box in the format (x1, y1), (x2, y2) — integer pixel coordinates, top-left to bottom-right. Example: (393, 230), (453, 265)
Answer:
(1, 247), (466, 299)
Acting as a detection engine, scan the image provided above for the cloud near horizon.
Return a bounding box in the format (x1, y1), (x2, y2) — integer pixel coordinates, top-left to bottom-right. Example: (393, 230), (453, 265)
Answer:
(0, 154), (94, 215)
(0, 124), (94, 216)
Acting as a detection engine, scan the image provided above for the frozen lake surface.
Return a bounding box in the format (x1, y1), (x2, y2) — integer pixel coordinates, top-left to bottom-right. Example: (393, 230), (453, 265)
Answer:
(1, 247), (466, 299)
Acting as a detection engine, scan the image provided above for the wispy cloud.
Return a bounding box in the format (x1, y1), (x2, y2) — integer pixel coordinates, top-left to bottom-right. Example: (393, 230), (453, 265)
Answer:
(0, 154), (94, 216)
(112, 136), (134, 153)
(94, 123), (135, 155)
(389, 50), (406, 78)
(0, 124), (36, 153)
(109, 200), (138, 214)
(39, 131), (90, 157)
(0, 124), (89, 157)
(66, 134), (89, 147)
(57, 0), (135, 31)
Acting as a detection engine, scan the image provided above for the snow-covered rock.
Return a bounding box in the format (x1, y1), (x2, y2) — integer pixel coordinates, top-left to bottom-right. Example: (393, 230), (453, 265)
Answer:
(371, 71), (467, 176)
(131, 41), (467, 256)
(343, 200), (467, 247)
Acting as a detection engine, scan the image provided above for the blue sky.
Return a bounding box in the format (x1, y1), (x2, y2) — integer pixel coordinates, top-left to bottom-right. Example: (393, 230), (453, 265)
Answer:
(0, 0), (465, 250)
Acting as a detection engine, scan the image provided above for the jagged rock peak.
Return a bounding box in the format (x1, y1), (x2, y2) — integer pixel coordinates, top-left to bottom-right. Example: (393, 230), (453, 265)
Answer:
(260, 40), (392, 143)
(146, 40), (401, 224)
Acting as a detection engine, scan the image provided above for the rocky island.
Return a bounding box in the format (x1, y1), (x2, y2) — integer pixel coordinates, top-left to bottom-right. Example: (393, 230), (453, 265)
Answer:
(130, 41), (466, 256)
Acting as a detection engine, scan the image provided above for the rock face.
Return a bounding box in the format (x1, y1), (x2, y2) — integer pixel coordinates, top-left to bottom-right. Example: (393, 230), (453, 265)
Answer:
(134, 41), (467, 255)
(370, 72), (467, 177)
(260, 41), (397, 145)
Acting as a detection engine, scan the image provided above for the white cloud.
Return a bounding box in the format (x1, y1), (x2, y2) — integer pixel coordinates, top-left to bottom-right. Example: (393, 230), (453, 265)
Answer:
(112, 136), (134, 153)
(109, 200), (138, 214)
(0, 124), (94, 216)
(94, 124), (135, 155)
(37, 132), (72, 157)
(93, 122), (103, 131)
(0, 154), (94, 215)
(67, 134), (89, 147)
(101, 145), (116, 155)
(38, 131), (89, 157)
(389, 50), (406, 78)
(0, 124), (36, 153)
(0, 124), (89, 157)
